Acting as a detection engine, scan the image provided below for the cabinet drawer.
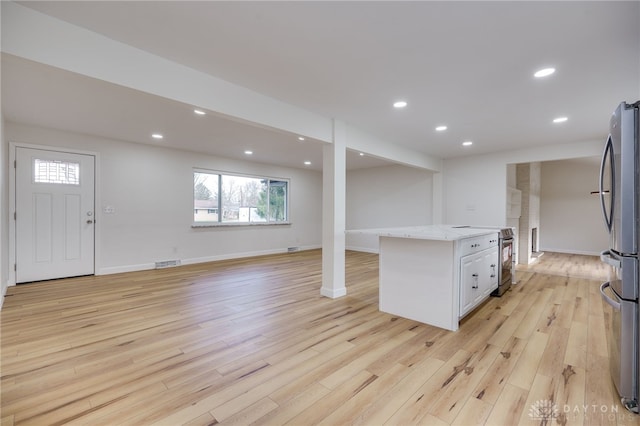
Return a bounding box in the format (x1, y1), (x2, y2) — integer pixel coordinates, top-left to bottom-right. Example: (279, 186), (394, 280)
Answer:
(484, 234), (499, 247)
(459, 233), (499, 257)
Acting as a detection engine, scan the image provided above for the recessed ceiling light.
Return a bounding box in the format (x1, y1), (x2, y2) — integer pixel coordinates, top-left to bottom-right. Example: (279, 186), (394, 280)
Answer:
(244, 150), (253, 155)
(304, 161), (311, 166)
(462, 141), (473, 146)
(393, 101), (408, 109)
(151, 133), (163, 139)
(553, 116), (568, 123)
(359, 152), (365, 156)
(193, 109), (206, 115)
(435, 125), (448, 132)
(298, 136), (305, 141)
(534, 67), (556, 78)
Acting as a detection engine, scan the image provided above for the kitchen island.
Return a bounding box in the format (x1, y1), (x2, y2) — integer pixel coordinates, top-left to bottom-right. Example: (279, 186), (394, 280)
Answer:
(347, 225), (499, 331)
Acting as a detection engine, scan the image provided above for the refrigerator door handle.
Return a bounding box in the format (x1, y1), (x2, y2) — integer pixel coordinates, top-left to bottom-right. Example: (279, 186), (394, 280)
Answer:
(600, 282), (621, 310)
(599, 135), (615, 232)
(601, 249), (622, 269)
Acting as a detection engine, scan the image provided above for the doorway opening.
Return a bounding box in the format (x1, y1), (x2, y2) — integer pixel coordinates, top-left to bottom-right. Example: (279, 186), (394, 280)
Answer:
(531, 227), (543, 262)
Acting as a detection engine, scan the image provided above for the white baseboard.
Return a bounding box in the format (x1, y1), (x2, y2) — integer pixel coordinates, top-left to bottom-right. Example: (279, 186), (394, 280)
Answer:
(97, 245), (322, 276)
(539, 247), (602, 256)
(320, 286), (347, 298)
(183, 245), (321, 265)
(97, 263), (156, 275)
(0, 280), (10, 310)
(345, 245), (379, 254)
(183, 248), (290, 265)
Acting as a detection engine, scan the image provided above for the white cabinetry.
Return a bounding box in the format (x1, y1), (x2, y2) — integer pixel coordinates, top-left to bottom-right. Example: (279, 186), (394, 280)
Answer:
(459, 243), (499, 317)
(373, 228), (500, 331)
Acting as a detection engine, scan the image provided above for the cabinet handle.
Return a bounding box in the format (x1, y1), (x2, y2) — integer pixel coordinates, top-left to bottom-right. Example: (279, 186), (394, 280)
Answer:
(472, 273), (479, 289)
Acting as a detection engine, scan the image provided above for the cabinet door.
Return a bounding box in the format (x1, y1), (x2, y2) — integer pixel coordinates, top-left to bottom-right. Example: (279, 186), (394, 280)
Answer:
(482, 246), (499, 296)
(460, 252), (484, 316)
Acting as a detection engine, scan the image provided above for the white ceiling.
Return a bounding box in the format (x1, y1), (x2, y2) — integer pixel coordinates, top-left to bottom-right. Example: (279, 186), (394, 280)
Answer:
(3, 1), (640, 171)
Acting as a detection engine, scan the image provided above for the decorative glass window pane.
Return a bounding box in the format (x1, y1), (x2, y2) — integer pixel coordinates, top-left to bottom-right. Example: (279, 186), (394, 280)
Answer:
(34, 159), (80, 185)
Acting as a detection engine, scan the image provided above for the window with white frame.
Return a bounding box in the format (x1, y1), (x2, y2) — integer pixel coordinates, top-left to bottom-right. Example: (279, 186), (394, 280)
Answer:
(193, 170), (289, 225)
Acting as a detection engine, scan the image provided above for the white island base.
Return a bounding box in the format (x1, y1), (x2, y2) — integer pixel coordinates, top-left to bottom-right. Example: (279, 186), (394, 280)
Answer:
(350, 226), (499, 332)
(380, 237), (460, 330)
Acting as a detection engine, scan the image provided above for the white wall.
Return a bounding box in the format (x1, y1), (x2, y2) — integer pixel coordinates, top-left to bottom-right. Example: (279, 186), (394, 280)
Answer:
(346, 164), (434, 252)
(443, 139), (604, 223)
(443, 156), (507, 227)
(344, 139), (605, 256)
(0, 114), (8, 307)
(6, 122), (323, 277)
(539, 158), (608, 255)
(3, 119), (608, 288)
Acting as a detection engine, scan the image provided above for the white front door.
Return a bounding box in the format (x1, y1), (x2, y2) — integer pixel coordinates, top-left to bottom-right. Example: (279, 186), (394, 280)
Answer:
(16, 147), (95, 283)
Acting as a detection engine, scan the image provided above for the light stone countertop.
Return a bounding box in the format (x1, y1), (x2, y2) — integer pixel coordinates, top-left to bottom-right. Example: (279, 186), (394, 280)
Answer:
(345, 225), (498, 241)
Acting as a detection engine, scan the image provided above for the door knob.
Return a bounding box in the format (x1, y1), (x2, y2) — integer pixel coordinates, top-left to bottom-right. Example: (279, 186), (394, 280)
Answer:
(87, 220), (93, 224)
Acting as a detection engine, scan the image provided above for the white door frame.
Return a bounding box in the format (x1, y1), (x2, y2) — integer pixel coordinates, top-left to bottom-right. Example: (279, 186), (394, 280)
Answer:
(9, 142), (101, 286)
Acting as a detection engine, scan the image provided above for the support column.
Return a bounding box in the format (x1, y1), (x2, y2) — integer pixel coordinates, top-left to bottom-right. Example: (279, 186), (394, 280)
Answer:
(321, 119), (347, 298)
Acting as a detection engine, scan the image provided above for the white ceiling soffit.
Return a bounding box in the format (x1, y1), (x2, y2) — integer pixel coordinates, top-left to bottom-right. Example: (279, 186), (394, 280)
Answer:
(5, 1), (640, 163)
(1, 54), (394, 171)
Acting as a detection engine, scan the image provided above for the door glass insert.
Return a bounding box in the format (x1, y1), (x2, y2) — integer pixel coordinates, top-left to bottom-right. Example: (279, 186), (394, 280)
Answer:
(34, 159), (80, 185)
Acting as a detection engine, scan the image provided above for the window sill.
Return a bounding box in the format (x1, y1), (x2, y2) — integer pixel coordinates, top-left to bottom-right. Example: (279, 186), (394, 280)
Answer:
(192, 222), (292, 228)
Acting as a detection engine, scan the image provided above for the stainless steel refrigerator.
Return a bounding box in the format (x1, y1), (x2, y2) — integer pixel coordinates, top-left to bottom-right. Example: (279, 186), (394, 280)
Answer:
(600, 100), (640, 412)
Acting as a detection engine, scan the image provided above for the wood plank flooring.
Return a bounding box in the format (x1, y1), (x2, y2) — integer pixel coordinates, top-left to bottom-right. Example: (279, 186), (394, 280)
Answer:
(1, 250), (638, 425)
(516, 251), (610, 282)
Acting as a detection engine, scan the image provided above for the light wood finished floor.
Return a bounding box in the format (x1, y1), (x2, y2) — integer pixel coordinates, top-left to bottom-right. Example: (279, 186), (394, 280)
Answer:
(516, 251), (610, 282)
(1, 250), (638, 425)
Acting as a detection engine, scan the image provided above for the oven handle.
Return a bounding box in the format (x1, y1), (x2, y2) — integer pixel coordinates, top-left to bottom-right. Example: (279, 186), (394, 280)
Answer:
(600, 249), (622, 269)
(600, 282), (621, 310)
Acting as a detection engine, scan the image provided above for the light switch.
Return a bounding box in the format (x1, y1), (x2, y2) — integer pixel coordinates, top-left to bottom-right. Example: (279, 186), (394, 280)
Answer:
(103, 205), (115, 214)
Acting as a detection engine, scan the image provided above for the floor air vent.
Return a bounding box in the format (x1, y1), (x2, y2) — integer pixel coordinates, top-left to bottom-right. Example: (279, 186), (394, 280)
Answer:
(287, 247), (300, 253)
(155, 260), (181, 269)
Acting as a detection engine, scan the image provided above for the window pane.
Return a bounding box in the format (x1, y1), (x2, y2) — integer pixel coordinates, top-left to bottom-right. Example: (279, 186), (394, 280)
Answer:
(34, 159), (80, 185)
(193, 170), (289, 225)
(268, 180), (288, 222)
(194, 172), (219, 222)
(221, 175), (265, 223)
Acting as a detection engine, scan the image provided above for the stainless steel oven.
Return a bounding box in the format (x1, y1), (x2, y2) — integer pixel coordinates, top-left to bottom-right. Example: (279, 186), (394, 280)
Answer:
(492, 228), (514, 297)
